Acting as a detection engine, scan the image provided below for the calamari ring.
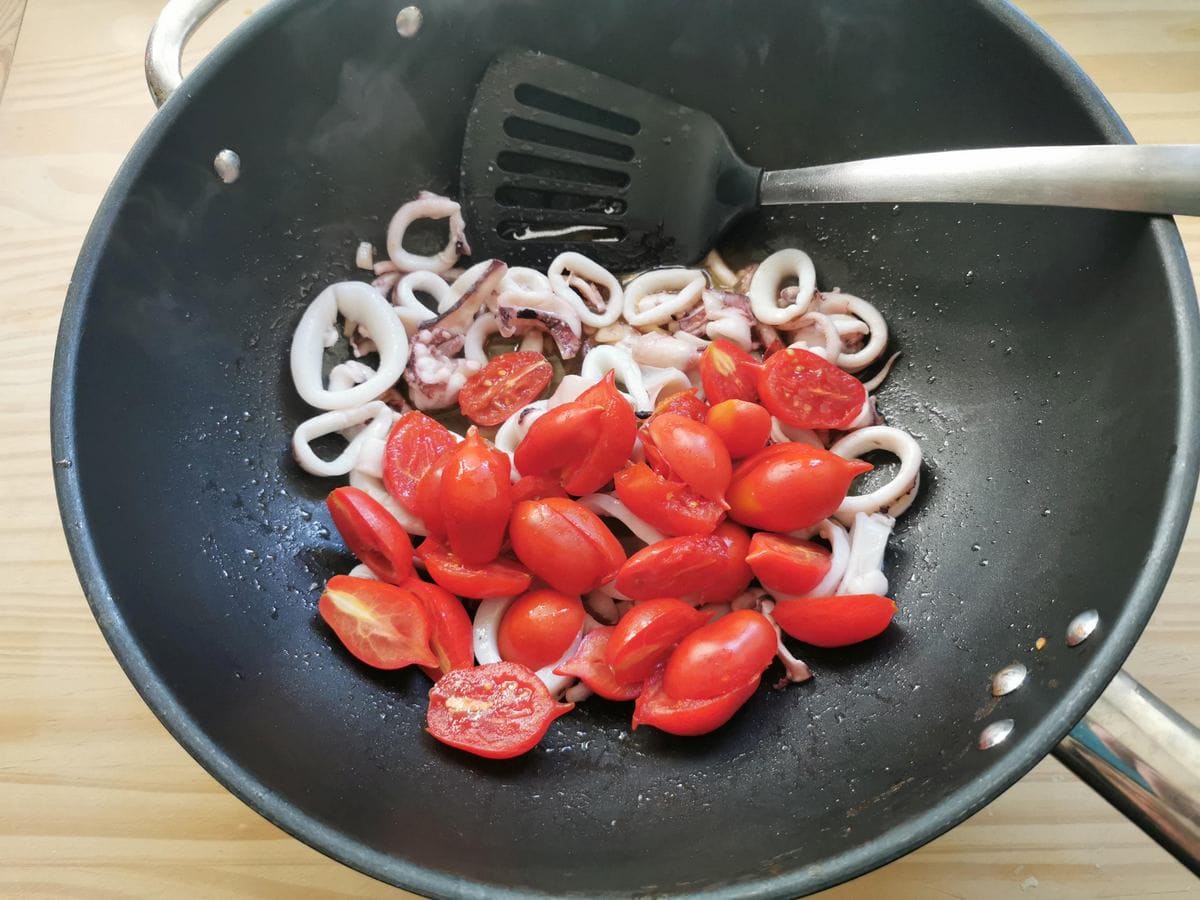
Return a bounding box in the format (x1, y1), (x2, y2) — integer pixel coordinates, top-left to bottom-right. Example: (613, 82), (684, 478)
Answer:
(472, 597), (585, 697)
(549, 252), (624, 328)
(623, 268), (706, 328)
(748, 248), (817, 325)
(385, 191), (469, 273)
(829, 425), (922, 522)
(292, 401), (393, 478)
(819, 291), (889, 373)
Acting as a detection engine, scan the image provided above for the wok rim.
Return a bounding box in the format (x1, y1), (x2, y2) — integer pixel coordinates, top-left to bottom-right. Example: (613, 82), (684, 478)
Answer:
(49, 1), (1200, 897)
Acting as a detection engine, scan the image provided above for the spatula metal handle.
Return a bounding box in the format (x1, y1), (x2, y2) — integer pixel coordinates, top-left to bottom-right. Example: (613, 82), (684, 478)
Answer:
(760, 145), (1200, 216)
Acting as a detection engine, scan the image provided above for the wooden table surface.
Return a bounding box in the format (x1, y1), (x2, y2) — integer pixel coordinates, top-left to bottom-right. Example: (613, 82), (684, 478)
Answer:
(1, 1), (1198, 897)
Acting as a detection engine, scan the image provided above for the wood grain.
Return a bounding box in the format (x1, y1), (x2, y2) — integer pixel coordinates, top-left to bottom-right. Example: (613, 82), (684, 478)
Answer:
(0, 1), (1197, 897)
(0, 0), (25, 100)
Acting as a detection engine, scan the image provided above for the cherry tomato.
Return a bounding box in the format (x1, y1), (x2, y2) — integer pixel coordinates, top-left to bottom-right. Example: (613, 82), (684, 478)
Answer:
(554, 627), (643, 701)
(771, 593), (897, 647)
(653, 387), (709, 423)
(745, 533), (833, 596)
(439, 428), (512, 565)
(662, 609), (776, 700)
(382, 412), (457, 513)
(642, 413), (732, 501)
(763, 338), (786, 359)
(458, 351), (554, 427)
(415, 452), (452, 539)
(757, 347), (867, 429)
(326, 486), (414, 584)
(605, 598), (709, 685)
(509, 498), (626, 595)
(426, 661), (574, 759)
(726, 443), (872, 532)
(632, 664), (759, 736)
(565, 372), (638, 495)
(699, 338), (761, 404)
(705, 399), (772, 459)
(513, 403), (604, 483)
(318, 575), (436, 670)
(497, 589), (585, 671)
(416, 537), (532, 599)
(615, 521), (752, 605)
(613, 463), (725, 537)
(404, 578), (474, 681)
(510, 474), (568, 504)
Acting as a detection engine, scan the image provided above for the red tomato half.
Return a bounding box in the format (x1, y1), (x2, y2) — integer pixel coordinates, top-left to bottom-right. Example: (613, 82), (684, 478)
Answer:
(564, 372), (638, 495)
(318, 575), (436, 670)
(642, 413), (732, 501)
(404, 578), (474, 681)
(745, 533), (833, 596)
(417, 537), (532, 599)
(771, 594), (897, 647)
(415, 452), (452, 539)
(699, 338), (761, 404)
(458, 351), (553, 427)
(605, 598), (709, 685)
(662, 609), (776, 700)
(613, 463), (725, 537)
(513, 403), (604, 483)
(439, 428), (512, 565)
(326, 486), (414, 584)
(726, 443), (872, 532)
(509, 498), (626, 595)
(757, 347), (867, 429)
(382, 412), (457, 513)
(705, 399), (772, 459)
(632, 665), (760, 736)
(426, 661), (574, 759)
(497, 589), (585, 671)
(554, 627), (643, 701)
(615, 521), (752, 606)
(653, 388), (709, 423)
(510, 475), (568, 504)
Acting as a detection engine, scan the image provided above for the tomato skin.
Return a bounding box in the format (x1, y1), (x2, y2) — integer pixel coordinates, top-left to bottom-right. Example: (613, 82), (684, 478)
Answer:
(497, 589), (585, 671)
(513, 403), (604, 482)
(606, 598), (709, 684)
(415, 453), (452, 539)
(458, 351), (553, 427)
(382, 412), (457, 513)
(510, 475), (568, 505)
(439, 428), (512, 565)
(613, 463), (725, 537)
(699, 338), (761, 404)
(564, 372), (638, 495)
(757, 347), (867, 429)
(318, 575), (437, 670)
(326, 486), (415, 584)
(426, 661), (574, 759)
(615, 521), (752, 605)
(653, 387), (709, 423)
(554, 627), (643, 701)
(745, 533), (833, 596)
(662, 610), (777, 700)
(726, 443), (872, 532)
(771, 594), (897, 647)
(642, 414), (732, 501)
(416, 537), (532, 599)
(632, 665), (760, 736)
(509, 498), (626, 595)
(403, 578), (474, 681)
(705, 399), (772, 459)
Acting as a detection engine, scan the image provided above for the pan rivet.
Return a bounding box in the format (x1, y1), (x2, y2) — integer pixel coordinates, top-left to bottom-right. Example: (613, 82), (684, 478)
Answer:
(396, 6), (423, 37)
(213, 149), (241, 184)
(978, 719), (1014, 750)
(1066, 609), (1099, 647)
(991, 663), (1027, 697)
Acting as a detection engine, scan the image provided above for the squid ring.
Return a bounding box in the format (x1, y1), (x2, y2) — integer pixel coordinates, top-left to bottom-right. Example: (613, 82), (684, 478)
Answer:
(748, 249), (817, 325)
(385, 191), (468, 273)
(829, 425), (922, 522)
(548, 252), (624, 328)
(623, 268), (706, 328)
(818, 292), (889, 373)
(473, 597), (586, 697)
(292, 401), (393, 478)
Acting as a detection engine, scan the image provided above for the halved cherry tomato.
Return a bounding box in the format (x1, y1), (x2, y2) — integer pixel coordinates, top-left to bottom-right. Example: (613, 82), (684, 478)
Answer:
(653, 387), (709, 423)
(613, 463), (725, 537)
(458, 351), (553, 427)
(699, 338), (761, 404)
(642, 413), (732, 501)
(417, 537), (532, 599)
(513, 403), (604, 483)
(439, 428), (512, 565)
(554, 627), (643, 701)
(745, 533), (833, 596)
(757, 347), (867, 429)
(615, 521), (752, 605)
(726, 443), (872, 532)
(771, 593), (897, 647)
(705, 399), (772, 459)
(404, 578), (474, 681)
(382, 412), (457, 513)
(497, 589), (585, 671)
(415, 452), (452, 539)
(763, 338), (786, 359)
(318, 575), (436, 670)
(662, 609), (776, 700)
(326, 486), (414, 584)
(564, 372), (638, 495)
(606, 598), (709, 685)
(509, 498), (626, 595)
(511, 474), (568, 504)
(632, 664), (759, 736)
(426, 661), (574, 759)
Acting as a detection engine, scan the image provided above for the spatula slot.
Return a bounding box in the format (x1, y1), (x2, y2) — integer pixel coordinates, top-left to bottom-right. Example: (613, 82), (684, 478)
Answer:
(494, 185), (627, 215)
(496, 151), (630, 188)
(514, 82), (641, 136)
(503, 117), (635, 162)
(496, 221), (626, 243)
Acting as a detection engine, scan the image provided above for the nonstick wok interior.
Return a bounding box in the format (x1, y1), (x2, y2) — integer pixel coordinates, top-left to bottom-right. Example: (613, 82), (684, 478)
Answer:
(53, 0), (1198, 896)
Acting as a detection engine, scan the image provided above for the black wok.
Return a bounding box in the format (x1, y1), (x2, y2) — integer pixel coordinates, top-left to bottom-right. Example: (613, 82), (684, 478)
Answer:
(51, 0), (1200, 896)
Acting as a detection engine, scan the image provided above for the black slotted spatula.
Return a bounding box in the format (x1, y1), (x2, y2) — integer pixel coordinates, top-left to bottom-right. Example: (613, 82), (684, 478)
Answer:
(460, 50), (1200, 270)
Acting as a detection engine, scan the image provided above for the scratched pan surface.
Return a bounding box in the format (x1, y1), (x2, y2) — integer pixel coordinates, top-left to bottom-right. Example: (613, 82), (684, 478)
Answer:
(51, 0), (1198, 897)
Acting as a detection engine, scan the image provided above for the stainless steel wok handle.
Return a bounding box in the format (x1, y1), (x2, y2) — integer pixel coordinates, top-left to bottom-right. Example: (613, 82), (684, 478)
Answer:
(1053, 670), (1200, 873)
(145, 0), (231, 107)
(760, 145), (1200, 216)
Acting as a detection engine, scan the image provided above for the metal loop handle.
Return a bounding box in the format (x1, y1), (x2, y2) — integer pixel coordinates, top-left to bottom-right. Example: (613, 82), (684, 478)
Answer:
(145, 0), (230, 107)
